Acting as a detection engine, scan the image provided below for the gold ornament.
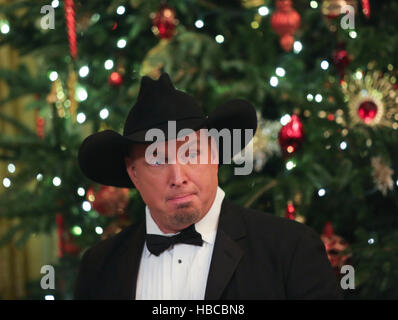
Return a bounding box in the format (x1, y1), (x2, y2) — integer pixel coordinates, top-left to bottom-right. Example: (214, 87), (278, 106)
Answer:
(241, 0), (265, 8)
(233, 112), (282, 172)
(371, 157), (394, 196)
(321, 0), (358, 32)
(67, 66), (78, 121)
(322, 0), (358, 18)
(342, 70), (398, 128)
(47, 79), (67, 118)
(46, 81), (58, 104)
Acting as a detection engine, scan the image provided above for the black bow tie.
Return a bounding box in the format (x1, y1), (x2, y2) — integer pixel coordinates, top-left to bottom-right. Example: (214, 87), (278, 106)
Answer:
(145, 224), (203, 256)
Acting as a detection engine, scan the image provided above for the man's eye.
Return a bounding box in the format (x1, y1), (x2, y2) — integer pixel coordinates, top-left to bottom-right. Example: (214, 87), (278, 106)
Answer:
(149, 158), (164, 166)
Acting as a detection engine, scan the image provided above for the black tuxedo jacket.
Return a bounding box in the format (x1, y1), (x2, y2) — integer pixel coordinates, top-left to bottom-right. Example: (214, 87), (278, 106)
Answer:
(74, 199), (343, 299)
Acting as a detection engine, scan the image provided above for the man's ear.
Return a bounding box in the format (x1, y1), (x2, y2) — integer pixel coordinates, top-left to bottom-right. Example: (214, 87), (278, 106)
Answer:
(125, 156), (137, 184)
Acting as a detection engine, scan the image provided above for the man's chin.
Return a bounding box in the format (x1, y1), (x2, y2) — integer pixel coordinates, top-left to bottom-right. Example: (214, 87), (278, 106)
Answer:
(169, 208), (201, 228)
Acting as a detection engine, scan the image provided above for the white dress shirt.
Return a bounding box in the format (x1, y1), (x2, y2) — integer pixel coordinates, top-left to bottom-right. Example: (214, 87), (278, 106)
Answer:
(135, 186), (225, 300)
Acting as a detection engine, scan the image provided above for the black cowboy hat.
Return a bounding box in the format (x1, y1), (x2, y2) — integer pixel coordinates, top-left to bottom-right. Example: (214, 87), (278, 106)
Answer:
(78, 73), (257, 188)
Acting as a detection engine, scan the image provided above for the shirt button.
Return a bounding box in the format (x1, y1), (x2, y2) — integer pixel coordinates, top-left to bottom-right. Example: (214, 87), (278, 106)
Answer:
(178, 259), (182, 264)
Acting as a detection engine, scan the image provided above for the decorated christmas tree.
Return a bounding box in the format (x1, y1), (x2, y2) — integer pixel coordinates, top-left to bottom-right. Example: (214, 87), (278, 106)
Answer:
(0, 0), (397, 299)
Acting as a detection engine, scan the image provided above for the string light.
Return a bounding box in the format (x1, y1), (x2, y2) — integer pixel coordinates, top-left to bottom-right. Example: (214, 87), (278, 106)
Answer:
(195, 19), (204, 28)
(117, 38), (127, 48)
(72, 226), (82, 236)
(77, 187), (85, 196)
(321, 60), (329, 70)
(51, 0), (59, 8)
(95, 227), (103, 235)
(340, 141), (347, 150)
(79, 66), (89, 78)
(3, 178), (11, 188)
(36, 173), (43, 181)
(354, 70), (363, 79)
(99, 108), (109, 119)
(293, 41), (302, 54)
(368, 238), (375, 245)
(0, 21), (10, 34)
(315, 94), (323, 103)
(310, 1), (318, 9)
(258, 6), (269, 16)
(104, 59), (114, 70)
(286, 160), (296, 170)
(276, 67), (286, 77)
(82, 201), (91, 212)
(318, 188), (326, 197)
(52, 177), (61, 186)
(116, 6), (125, 15)
(44, 295), (55, 300)
(270, 76), (278, 87)
(49, 71), (58, 81)
(215, 35), (224, 44)
(349, 31), (357, 39)
(251, 21), (259, 29)
(76, 112), (86, 124)
(76, 87), (88, 101)
(307, 94), (313, 102)
(280, 114), (291, 126)
(8, 163), (16, 173)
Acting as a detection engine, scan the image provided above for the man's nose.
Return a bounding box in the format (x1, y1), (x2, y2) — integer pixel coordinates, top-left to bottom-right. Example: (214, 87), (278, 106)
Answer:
(168, 162), (188, 187)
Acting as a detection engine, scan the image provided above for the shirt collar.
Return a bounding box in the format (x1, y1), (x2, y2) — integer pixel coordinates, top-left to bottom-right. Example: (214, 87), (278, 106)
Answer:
(144, 186), (225, 256)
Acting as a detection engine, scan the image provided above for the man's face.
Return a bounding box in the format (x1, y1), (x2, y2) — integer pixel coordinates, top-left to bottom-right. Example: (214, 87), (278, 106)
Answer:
(125, 130), (219, 234)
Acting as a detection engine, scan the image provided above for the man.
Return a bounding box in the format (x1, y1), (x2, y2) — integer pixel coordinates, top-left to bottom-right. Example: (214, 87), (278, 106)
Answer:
(75, 73), (342, 299)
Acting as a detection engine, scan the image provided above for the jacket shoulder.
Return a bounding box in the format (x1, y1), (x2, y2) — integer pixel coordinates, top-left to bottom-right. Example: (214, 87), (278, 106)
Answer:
(81, 220), (143, 265)
(222, 199), (320, 243)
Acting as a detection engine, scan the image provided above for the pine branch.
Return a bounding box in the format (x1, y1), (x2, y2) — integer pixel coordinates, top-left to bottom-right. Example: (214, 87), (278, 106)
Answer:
(244, 180), (277, 208)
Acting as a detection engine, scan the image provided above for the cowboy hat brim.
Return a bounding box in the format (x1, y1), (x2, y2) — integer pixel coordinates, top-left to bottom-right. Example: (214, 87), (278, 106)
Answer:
(78, 99), (257, 188)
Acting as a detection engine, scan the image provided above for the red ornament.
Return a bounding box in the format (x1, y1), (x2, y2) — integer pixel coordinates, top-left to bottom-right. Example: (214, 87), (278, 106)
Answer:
(152, 4), (178, 39)
(361, 0), (370, 19)
(55, 213), (81, 257)
(36, 117), (45, 139)
(333, 47), (351, 80)
(64, 0), (77, 59)
(271, 0), (301, 51)
(278, 114), (305, 155)
(35, 109), (45, 139)
(285, 202), (296, 220)
(108, 72), (123, 86)
(87, 185), (130, 217)
(358, 100), (378, 124)
(321, 222), (351, 274)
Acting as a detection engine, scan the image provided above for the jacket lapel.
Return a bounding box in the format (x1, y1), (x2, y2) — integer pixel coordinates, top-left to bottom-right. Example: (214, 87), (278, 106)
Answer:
(204, 200), (245, 300)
